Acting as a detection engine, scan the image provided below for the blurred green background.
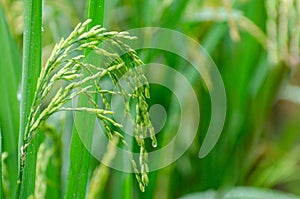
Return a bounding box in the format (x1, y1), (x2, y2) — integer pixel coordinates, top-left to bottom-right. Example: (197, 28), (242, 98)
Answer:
(1, 0), (300, 198)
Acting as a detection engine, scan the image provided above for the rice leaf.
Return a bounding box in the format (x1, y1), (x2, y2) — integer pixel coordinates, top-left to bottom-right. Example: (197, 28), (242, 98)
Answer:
(65, 0), (105, 198)
(0, 4), (21, 198)
(17, 0), (43, 198)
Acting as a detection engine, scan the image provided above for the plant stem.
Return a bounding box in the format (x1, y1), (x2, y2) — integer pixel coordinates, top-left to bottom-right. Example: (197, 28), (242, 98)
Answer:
(17, 0), (42, 198)
(65, 0), (104, 198)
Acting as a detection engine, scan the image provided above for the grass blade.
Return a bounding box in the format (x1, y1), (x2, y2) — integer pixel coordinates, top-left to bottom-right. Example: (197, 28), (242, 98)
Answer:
(87, 0), (105, 29)
(17, 0), (42, 198)
(0, 4), (21, 198)
(160, 0), (189, 28)
(65, 0), (104, 198)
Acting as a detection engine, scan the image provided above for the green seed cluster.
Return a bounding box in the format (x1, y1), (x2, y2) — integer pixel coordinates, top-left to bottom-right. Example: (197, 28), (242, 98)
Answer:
(21, 19), (157, 191)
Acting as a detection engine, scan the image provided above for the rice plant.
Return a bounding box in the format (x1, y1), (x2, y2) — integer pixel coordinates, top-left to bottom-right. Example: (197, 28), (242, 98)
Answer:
(1, 0), (300, 198)
(2, 0), (156, 198)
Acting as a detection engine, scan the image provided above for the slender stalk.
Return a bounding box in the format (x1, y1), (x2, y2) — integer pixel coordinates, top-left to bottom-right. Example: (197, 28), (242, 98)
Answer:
(65, 0), (104, 198)
(17, 0), (42, 198)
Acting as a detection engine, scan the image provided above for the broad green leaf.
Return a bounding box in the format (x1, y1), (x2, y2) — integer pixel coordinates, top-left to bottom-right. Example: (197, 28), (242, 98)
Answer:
(17, 0), (43, 198)
(0, 4), (21, 197)
(65, 0), (104, 198)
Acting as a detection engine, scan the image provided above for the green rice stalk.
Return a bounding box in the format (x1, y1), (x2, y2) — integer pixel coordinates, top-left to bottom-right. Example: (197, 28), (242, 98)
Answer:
(65, 1), (104, 196)
(17, 0), (42, 198)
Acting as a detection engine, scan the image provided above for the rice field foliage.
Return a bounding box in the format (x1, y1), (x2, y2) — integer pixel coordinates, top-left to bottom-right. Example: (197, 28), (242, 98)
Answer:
(1, 0), (300, 199)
